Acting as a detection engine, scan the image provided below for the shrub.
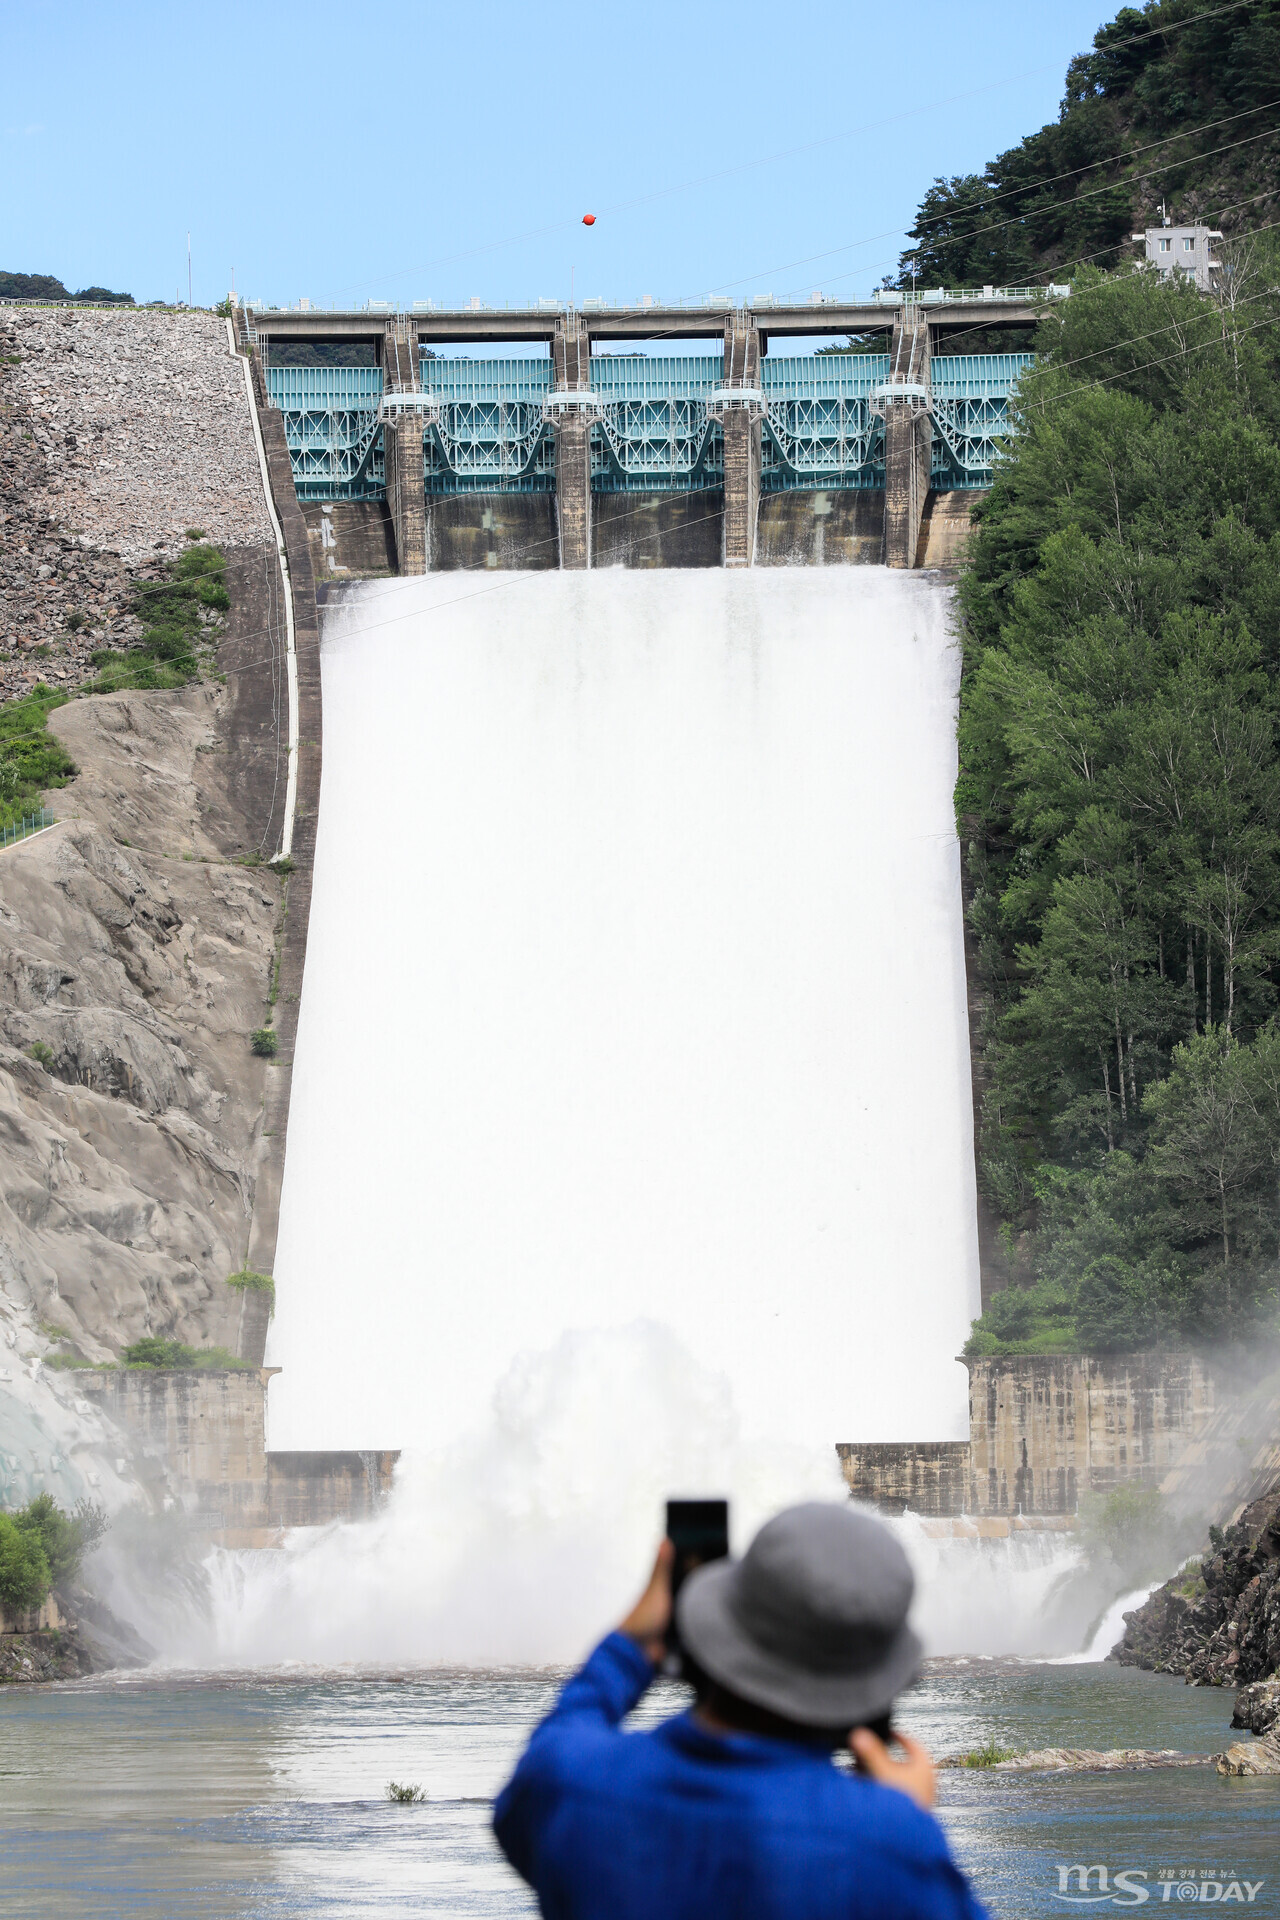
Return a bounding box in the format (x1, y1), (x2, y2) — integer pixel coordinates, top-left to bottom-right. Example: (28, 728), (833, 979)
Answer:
(226, 1269), (276, 1314)
(88, 544), (230, 695)
(66, 612), (86, 633)
(195, 576), (230, 612)
(184, 528), (206, 540)
(954, 1742), (1019, 1769)
(251, 1028), (278, 1058)
(1078, 1485), (1174, 1585)
(386, 1782), (426, 1804)
(0, 1514), (51, 1614)
(26, 1041), (54, 1070)
(122, 1337), (249, 1371)
(14, 1493), (107, 1589)
(963, 1280), (1077, 1356)
(0, 685), (75, 831)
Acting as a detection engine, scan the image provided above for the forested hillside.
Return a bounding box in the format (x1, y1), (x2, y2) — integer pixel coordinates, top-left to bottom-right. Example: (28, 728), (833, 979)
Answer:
(895, 0), (1280, 289)
(958, 255), (1280, 1354)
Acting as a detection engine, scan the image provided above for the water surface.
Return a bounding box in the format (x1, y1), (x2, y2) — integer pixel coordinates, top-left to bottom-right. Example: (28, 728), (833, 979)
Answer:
(2, 1662), (1274, 1918)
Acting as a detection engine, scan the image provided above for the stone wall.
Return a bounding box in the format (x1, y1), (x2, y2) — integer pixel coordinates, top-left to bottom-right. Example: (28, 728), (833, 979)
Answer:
(839, 1353), (1220, 1517)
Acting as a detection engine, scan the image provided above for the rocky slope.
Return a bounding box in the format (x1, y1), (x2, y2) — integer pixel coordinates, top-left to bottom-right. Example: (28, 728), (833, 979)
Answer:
(0, 687), (280, 1372)
(0, 308), (270, 702)
(0, 300), (304, 1524)
(1113, 1484), (1280, 1716)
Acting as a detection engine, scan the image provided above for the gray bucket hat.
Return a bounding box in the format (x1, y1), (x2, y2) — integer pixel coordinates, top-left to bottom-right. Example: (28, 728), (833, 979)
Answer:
(676, 1501), (922, 1726)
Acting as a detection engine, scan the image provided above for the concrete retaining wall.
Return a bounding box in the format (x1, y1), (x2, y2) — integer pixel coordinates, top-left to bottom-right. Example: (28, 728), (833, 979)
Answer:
(76, 1369), (398, 1546)
(0, 1595), (62, 1636)
(238, 344), (325, 1350)
(918, 490), (983, 568)
(836, 1442), (970, 1517)
(79, 1367), (270, 1537)
(840, 1353), (1219, 1517)
(267, 1451), (397, 1527)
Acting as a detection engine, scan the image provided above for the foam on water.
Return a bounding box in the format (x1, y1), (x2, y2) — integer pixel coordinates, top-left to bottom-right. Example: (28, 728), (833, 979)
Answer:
(225, 568), (987, 1665)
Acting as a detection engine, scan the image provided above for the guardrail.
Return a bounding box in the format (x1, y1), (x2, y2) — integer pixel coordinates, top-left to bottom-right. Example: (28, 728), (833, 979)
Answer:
(243, 286), (1070, 321)
(1, 807), (55, 851)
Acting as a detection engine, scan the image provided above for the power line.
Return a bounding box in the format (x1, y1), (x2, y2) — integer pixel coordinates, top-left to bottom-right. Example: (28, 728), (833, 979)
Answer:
(320, 0), (1259, 307)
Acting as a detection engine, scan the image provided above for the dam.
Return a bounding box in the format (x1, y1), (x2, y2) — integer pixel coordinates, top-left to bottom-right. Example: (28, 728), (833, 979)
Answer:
(3, 290), (1254, 1672)
(239, 289), (1056, 574)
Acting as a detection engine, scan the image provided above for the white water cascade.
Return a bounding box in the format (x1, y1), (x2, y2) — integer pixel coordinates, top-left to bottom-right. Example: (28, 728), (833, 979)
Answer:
(225, 567), (986, 1665)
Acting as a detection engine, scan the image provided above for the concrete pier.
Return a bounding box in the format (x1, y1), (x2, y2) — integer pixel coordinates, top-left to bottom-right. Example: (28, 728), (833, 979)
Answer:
(551, 314), (595, 569)
(713, 314), (764, 567)
(381, 320), (429, 574)
(881, 310), (933, 569)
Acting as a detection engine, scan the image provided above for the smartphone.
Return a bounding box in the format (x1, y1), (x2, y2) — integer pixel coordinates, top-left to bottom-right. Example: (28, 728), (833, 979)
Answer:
(665, 1499), (729, 1659)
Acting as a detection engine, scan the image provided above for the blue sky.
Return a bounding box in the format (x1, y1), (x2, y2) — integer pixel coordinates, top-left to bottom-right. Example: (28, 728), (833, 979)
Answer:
(6, 0), (1114, 311)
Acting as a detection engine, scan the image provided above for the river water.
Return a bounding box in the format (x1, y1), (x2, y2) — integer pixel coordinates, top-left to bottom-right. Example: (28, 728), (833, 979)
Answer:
(2, 1662), (1273, 1918)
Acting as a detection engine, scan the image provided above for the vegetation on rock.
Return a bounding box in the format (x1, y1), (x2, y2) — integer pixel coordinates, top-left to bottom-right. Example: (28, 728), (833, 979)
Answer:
(88, 542), (229, 694)
(121, 1337), (250, 1371)
(226, 1268), (276, 1315)
(0, 684), (75, 831)
(951, 1742), (1021, 1769)
(958, 254), (1280, 1352)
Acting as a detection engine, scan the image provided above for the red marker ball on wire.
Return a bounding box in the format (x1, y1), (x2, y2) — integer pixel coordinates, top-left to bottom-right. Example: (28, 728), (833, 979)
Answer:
(582, 214), (596, 226)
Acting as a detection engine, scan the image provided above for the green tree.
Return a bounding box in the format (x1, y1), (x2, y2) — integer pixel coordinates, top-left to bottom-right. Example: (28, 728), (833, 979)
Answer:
(14, 1494), (106, 1590)
(956, 248), (1280, 1352)
(0, 1513), (51, 1614)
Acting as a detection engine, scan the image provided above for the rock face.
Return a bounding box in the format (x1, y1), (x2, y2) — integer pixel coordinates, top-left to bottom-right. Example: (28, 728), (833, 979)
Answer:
(0, 686), (279, 1366)
(0, 1629), (91, 1682)
(1231, 1678), (1280, 1735)
(0, 308), (270, 702)
(1216, 1732), (1280, 1776)
(1112, 1485), (1280, 1694)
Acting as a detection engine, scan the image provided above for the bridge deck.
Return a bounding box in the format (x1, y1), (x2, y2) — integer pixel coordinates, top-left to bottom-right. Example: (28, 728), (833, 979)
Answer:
(247, 292), (1055, 347)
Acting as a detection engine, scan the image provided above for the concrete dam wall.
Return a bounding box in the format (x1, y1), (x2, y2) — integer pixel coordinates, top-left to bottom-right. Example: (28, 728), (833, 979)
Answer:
(301, 489), (981, 580)
(841, 1353), (1280, 1526)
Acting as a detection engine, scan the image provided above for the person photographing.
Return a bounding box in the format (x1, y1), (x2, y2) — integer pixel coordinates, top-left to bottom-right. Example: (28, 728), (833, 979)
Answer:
(494, 1502), (987, 1919)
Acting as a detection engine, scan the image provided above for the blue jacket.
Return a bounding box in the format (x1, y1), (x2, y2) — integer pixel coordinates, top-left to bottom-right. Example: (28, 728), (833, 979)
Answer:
(494, 1632), (987, 1920)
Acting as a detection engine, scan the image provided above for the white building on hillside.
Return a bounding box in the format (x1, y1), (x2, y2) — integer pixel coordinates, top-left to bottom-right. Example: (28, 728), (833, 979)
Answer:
(1132, 224), (1222, 292)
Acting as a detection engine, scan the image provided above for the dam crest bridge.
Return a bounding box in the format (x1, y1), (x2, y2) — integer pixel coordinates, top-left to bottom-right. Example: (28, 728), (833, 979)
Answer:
(239, 290), (1060, 569)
